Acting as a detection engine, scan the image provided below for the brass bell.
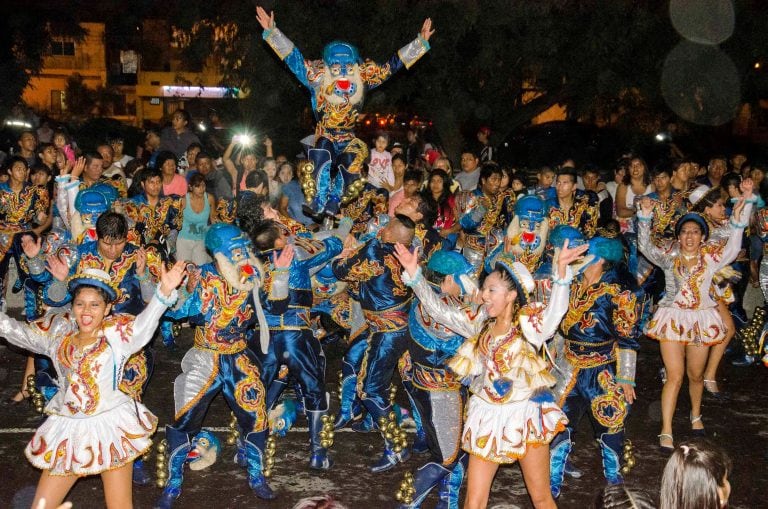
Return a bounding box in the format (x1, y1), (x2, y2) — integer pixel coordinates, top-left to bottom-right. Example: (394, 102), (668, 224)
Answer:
(621, 465), (631, 475)
(626, 457), (636, 468)
(156, 479), (167, 489)
(395, 492), (404, 502)
(157, 441), (167, 453)
(264, 468), (272, 478)
(393, 445), (403, 453)
(226, 435), (237, 446)
(623, 452), (632, 461)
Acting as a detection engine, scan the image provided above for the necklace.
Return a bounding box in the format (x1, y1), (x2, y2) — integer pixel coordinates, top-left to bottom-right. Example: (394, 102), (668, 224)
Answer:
(681, 252), (698, 262)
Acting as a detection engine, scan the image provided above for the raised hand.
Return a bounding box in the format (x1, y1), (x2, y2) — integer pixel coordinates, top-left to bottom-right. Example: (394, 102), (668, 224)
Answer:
(70, 156), (86, 179)
(263, 136), (273, 149)
(21, 234), (42, 259)
(185, 264), (201, 294)
(394, 243), (420, 278)
(256, 6), (275, 30)
(159, 261), (187, 295)
(135, 247), (147, 278)
(46, 254), (70, 282)
(740, 177), (754, 198)
(638, 196), (654, 216)
(732, 196), (747, 223)
(556, 239), (589, 279)
(274, 244), (294, 269)
(420, 18), (435, 41)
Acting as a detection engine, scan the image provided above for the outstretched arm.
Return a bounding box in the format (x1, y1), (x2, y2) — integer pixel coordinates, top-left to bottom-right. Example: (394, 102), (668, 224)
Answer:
(257, 6), (313, 88)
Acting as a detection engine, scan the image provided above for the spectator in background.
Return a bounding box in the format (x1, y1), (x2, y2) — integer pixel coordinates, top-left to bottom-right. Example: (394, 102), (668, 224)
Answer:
(140, 129), (161, 169)
(156, 151), (187, 197)
(405, 128), (424, 167)
(534, 165), (556, 202)
(109, 134), (134, 168)
(386, 154), (408, 213)
(159, 109), (201, 159)
(670, 159), (695, 194)
(697, 156), (727, 188)
(454, 149), (481, 191)
(432, 156), (453, 175)
(17, 131), (39, 169)
(390, 142), (404, 157)
(389, 169), (422, 217)
(582, 164), (613, 223)
(368, 132), (393, 190)
(476, 126), (494, 162)
(425, 168), (460, 249)
(52, 128), (76, 165)
(511, 174), (527, 198)
(96, 144), (127, 184)
(615, 156), (653, 233)
(606, 159), (628, 203)
(36, 143), (59, 177)
(182, 142), (203, 180)
(36, 118), (54, 144)
(659, 440), (731, 509)
(197, 151), (233, 202)
(278, 161), (314, 227)
(176, 172), (215, 265)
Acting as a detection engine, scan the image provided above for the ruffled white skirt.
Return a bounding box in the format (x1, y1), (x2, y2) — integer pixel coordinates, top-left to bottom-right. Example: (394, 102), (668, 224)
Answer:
(461, 394), (567, 464)
(645, 306), (726, 346)
(26, 400), (158, 476)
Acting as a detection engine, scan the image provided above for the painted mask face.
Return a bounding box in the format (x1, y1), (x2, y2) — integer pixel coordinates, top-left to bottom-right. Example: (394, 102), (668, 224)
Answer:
(187, 431), (220, 471)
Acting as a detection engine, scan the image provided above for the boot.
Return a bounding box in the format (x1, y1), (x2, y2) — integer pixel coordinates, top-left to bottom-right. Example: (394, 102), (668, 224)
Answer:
(412, 430), (430, 455)
(396, 462), (451, 508)
(160, 321), (176, 349)
(549, 429), (572, 499)
(370, 409), (411, 473)
(233, 436), (247, 468)
(132, 458), (151, 486)
(598, 432), (624, 485)
(308, 410), (333, 470)
(244, 431), (277, 500)
(334, 374), (361, 430)
(350, 412), (375, 433)
(435, 453), (467, 509)
(154, 426), (191, 509)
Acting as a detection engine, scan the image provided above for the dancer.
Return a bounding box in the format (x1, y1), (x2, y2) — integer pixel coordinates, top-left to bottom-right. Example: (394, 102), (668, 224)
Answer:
(155, 224), (293, 508)
(256, 5), (434, 217)
(0, 262), (186, 509)
(549, 235), (644, 498)
(637, 178), (753, 451)
(394, 242), (588, 509)
(396, 250), (478, 509)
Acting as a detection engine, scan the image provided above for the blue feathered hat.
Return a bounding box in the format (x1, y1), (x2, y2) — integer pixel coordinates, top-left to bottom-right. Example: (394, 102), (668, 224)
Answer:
(427, 250), (474, 277)
(75, 185), (116, 215)
(548, 225), (586, 248)
(587, 236), (624, 264)
(514, 195), (547, 223)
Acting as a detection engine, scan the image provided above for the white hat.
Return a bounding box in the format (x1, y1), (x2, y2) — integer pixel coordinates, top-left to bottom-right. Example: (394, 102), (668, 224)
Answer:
(688, 185), (710, 207)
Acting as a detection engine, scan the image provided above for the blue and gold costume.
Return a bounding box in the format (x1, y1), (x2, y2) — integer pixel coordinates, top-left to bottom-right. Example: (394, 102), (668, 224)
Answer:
(156, 225), (289, 508)
(121, 194), (184, 254)
(456, 188), (509, 274)
(332, 235), (413, 471)
(549, 237), (643, 498)
(256, 219), (351, 470)
(547, 189), (599, 239)
(263, 25), (430, 216)
(397, 251), (478, 509)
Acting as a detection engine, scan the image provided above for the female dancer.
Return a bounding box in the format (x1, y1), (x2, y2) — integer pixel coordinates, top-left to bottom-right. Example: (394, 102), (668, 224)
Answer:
(0, 262), (186, 508)
(637, 178), (753, 451)
(394, 241), (588, 509)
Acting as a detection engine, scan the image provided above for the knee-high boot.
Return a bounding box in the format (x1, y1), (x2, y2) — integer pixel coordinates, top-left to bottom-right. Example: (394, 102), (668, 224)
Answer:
(435, 453), (467, 509)
(397, 462), (452, 509)
(245, 431), (277, 500)
(598, 432), (625, 485)
(154, 426), (191, 509)
(549, 429), (573, 499)
(308, 409), (334, 470)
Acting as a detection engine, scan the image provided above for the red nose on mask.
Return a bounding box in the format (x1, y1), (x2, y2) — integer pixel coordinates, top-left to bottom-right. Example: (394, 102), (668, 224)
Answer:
(521, 231), (536, 244)
(336, 79), (351, 91)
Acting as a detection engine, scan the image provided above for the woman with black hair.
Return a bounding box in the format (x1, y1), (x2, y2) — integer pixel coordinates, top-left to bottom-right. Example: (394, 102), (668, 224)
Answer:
(395, 240), (588, 509)
(424, 169), (460, 249)
(637, 178), (754, 452)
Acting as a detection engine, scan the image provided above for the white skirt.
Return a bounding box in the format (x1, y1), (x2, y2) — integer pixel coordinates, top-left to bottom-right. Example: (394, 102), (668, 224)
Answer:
(26, 400), (158, 476)
(462, 394), (567, 464)
(645, 306), (727, 346)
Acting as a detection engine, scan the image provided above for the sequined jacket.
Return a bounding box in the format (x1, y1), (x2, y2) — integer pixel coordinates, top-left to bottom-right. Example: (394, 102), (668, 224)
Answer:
(558, 268), (643, 385)
(547, 189), (599, 238)
(331, 237), (412, 332)
(263, 27), (430, 141)
(0, 291), (173, 417)
(637, 202), (751, 310)
(404, 267), (573, 404)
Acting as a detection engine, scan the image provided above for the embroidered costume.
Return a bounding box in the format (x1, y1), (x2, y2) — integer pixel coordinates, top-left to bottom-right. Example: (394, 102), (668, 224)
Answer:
(263, 25), (430, 217)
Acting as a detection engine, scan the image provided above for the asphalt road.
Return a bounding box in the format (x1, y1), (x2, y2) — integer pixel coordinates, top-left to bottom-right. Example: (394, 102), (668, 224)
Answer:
(0, 285), (766, 508)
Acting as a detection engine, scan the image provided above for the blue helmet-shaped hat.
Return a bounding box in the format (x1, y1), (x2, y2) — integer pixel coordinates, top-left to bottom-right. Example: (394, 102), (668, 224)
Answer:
(514, 195), (547, 225)
(75, 187), (115, 216)
(205, 223), (252, 258)
(548, 225), (586, 249)
(587, 236), (624, 264)
(67, 267), (119, 302)
(323, 41), (360, 67)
